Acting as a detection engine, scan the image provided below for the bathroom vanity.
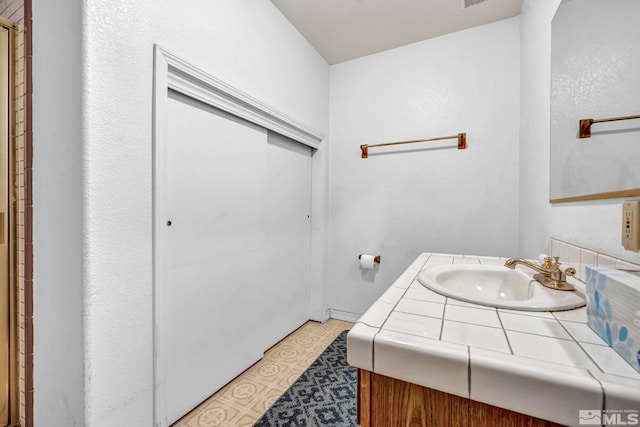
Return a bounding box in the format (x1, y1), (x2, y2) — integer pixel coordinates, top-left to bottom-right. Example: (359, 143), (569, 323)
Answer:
(347, 253), (640, 427)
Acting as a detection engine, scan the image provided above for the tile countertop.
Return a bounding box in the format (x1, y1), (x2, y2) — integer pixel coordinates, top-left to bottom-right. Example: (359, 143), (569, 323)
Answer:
(347, 253), (640, 426)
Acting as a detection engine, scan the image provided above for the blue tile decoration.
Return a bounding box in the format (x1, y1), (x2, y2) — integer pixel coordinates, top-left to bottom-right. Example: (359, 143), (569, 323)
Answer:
(253, 330), (357, 426)
(586, 266), (640, 374)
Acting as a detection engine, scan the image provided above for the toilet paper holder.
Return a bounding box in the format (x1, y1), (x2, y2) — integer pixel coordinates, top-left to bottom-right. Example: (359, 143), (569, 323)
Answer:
(358, 254), (381, 264)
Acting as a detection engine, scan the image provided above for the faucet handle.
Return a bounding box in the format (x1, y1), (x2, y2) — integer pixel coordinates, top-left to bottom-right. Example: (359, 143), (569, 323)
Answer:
(553, 257), (576, 277)
(541, 256), (554, 269)
(542, 256), (567, 271)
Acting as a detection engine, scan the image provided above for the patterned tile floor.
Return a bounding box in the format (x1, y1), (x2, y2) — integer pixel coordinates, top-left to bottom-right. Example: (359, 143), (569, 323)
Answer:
(172, 318), (355, 427)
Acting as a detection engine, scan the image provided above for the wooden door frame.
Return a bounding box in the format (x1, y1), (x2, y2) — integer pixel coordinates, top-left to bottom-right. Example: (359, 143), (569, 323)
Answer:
(0, 3), (33, 426)
(151, 45), (326, 427)
(0, 16), (17, 427)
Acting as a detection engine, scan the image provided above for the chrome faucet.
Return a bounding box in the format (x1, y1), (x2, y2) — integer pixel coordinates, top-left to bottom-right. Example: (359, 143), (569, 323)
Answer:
(504, 256), (577, 291)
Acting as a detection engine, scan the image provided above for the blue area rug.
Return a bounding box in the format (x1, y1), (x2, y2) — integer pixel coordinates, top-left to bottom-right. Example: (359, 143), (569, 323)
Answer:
(253, 330), (357, 427)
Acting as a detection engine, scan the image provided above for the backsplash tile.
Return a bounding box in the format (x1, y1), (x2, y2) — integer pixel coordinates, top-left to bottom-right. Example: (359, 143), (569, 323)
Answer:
(549, 238), (640, 285)
(550, 239), (562, 260)
(567, 245), (581, 273)
(597, 254), (618, 269)
(579, 249), (597, 282)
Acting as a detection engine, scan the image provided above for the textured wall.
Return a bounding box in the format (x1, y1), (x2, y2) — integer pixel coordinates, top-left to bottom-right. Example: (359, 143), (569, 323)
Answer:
(328, 17), (521, 316)
(517, 0), (558, 258)
(32, 0), (85, 425)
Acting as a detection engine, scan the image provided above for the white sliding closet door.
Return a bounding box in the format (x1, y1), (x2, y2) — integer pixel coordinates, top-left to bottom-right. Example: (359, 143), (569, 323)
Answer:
(261, 132), (312, 349)
(163, 91), (269, 424)
(160, 90), (313, 425)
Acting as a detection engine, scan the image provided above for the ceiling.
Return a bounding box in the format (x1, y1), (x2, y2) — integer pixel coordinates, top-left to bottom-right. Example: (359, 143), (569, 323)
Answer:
(270, 0), (523, 64)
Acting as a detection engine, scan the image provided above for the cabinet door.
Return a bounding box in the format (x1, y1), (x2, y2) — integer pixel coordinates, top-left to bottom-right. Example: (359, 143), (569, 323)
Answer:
(359, 370), (564, 427)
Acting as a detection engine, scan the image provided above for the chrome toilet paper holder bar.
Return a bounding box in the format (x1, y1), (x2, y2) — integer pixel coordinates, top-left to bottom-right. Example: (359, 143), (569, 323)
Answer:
(358, 254), (381, 264)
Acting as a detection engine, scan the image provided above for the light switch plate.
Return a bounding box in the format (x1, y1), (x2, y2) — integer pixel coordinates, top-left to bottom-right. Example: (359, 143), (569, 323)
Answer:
(622, 201), (640, 251)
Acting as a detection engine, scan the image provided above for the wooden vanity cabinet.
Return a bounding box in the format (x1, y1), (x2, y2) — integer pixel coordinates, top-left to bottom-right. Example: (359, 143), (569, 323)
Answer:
(357, 369), (565, 427)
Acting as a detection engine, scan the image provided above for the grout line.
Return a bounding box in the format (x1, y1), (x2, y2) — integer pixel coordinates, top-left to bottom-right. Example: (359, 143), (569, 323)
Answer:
(438, 298), (448, 340)
(559, 324), (605, 375)
(442, 317), (503, 330)
(586, 369), (606, 413)
(557, 320), (608, 346)
(467, 346), (472, 398)
(503, 327), (576, 342)
(496, 310), (514, 355)
(376, 259), (425, 330)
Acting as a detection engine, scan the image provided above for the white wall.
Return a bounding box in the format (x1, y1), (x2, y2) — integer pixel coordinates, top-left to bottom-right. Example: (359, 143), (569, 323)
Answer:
(34, 1), (330, 426)
(517, 0), (558, 259)
(32, 0), (85, 425)
(328, 17), (521, 316)
(519, 0), (640, 265)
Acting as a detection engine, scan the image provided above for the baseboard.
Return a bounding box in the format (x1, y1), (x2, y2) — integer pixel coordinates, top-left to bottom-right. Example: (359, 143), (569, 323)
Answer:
(327, 309), (362, 323)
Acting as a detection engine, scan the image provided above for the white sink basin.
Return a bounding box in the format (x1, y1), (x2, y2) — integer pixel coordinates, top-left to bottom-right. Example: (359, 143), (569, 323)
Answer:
(417, 264), (586, 311)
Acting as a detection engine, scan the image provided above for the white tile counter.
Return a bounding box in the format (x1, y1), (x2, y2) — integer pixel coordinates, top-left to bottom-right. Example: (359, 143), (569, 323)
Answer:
(347, 253), (640, 426)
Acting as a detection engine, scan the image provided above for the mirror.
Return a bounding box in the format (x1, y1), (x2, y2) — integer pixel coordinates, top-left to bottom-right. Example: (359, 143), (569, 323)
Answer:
(550, 0), (640, 203)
